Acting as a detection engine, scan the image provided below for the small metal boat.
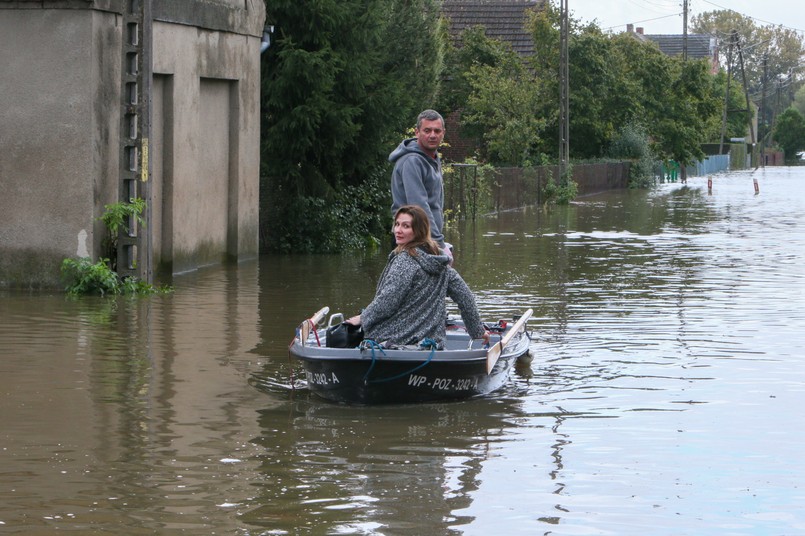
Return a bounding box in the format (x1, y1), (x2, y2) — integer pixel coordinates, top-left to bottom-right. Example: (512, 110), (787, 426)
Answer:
(289, 307), (533, 405)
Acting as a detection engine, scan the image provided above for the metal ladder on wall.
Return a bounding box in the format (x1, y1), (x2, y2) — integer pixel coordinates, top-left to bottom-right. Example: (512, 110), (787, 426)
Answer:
(117, 0), (152, 283)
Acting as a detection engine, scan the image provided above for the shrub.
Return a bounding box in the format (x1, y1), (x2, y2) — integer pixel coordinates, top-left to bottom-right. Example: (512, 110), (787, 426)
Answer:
(608, 121), (658, 188)
(540, 167), (578, 205)
(61, 199), (172, 296)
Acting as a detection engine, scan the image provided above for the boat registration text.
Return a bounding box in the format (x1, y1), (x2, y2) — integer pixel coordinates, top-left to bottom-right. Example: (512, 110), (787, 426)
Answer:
(409, 374), (478, 391)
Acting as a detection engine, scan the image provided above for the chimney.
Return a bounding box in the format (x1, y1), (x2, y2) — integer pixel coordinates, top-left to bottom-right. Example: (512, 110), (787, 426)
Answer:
(627, 24), (634, 33)
(636, 27), (644, 35)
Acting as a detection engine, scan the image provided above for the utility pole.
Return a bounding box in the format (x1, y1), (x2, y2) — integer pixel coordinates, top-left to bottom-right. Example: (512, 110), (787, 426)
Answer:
(558, 0), (570, 182)
(735, 34), (756, 147)
(760, 55), (768, 149)
(718, 31), (734, 155)
(682, 0), (688, 62)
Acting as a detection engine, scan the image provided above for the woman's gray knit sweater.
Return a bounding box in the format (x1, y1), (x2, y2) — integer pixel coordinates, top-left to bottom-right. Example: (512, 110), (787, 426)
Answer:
(360, 248), (485, 347)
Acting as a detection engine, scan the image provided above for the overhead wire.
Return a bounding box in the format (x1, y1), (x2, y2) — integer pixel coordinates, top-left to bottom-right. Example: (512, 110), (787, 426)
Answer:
(696, 0), (805, 35)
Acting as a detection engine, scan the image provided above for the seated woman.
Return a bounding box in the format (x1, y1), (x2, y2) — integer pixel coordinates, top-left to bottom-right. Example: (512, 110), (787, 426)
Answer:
(347, 205), (488, 348)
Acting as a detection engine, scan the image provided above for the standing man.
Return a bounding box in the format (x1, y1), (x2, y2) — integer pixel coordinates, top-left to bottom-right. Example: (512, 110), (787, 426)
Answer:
(389, 109), (452, 261)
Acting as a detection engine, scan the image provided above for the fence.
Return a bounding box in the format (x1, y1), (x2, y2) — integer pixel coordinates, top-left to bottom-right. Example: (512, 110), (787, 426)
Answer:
(689, 154), (730, 177)
(444, 162), (631, 215)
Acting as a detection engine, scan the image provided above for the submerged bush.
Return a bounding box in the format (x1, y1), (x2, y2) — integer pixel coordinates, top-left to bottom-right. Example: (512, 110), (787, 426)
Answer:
(61, 199), (172, 296)
(61, 257), (171, 296)
(540, 166), (578, 205)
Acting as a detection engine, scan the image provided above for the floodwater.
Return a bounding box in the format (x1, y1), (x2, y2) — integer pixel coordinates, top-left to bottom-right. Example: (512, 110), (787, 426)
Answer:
(1, 167), (804, 535)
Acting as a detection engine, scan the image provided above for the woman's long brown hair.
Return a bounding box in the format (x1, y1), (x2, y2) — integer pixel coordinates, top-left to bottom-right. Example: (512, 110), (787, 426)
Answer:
(393, 205), (440, 256)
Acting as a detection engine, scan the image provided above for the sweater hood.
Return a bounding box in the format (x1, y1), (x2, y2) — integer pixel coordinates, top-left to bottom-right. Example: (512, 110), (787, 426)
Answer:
(388, 138), (437, 166)
(390, 248), (449, 276)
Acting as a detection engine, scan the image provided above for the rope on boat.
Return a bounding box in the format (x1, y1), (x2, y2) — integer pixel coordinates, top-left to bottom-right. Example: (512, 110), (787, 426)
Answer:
(308, 319), (322, 346)
(362, 338), (438, 384)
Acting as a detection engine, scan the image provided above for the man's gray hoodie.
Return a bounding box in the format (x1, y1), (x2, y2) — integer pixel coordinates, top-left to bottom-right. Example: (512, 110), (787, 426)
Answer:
(361, 248), (485, 347)
(389, 139), (445, 247)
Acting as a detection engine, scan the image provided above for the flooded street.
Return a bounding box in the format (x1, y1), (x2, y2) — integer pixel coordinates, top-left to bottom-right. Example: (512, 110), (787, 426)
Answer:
(2, 167), (804, 535)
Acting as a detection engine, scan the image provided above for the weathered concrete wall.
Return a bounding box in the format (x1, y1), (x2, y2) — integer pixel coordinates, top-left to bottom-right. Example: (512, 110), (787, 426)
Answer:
(0, 7), (121, 288)
(0, 0), (265, 288)
(151, 9), (263, 275)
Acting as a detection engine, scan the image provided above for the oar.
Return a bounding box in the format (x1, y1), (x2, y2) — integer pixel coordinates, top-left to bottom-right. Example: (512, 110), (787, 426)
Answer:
(486, 308), (532, 374)
(300, 306), (330, 346)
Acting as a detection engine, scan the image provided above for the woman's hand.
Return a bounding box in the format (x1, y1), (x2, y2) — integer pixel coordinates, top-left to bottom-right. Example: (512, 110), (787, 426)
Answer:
(346, 314), (362, 326)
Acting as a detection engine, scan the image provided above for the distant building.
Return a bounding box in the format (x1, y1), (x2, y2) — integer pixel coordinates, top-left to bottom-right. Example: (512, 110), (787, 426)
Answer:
(627, 24), (719, 73)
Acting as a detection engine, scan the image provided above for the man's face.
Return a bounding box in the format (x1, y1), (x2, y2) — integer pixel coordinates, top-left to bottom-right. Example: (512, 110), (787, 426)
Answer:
(415, 119), (445, 155)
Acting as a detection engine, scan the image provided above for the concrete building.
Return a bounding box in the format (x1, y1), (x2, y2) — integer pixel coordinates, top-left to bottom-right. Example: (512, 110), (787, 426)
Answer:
(0, 0), (266, 289)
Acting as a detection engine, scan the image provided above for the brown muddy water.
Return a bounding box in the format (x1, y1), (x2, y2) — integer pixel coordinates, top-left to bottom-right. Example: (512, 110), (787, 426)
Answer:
(2, 167), (804, 535)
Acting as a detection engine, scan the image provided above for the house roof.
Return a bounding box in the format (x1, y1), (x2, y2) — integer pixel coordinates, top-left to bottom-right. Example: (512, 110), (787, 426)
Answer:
(441, 0), (543, 57)
(644, 34), (716, 60)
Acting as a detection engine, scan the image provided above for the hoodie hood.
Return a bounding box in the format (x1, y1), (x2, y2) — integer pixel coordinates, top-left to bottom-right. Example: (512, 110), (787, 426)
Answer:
(389, 138), (437, 167)
(391, 247), (449, 276)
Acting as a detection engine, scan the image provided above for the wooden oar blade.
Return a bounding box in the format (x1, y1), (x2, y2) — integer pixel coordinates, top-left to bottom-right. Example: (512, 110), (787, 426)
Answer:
(486, 342), (503, 374)
(485, 308), (533, 374)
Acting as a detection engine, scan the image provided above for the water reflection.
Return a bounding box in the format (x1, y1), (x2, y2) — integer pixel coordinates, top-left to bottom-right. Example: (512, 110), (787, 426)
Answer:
(243, 397), (529, 534)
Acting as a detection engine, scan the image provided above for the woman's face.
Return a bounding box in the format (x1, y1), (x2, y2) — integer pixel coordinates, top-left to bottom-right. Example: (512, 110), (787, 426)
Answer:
(393, 213), (415, 246)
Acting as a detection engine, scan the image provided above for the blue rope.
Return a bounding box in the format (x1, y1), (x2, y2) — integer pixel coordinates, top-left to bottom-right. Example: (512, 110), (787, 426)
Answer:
(363, 338), (438, 384)
(360, 340), (386, 383)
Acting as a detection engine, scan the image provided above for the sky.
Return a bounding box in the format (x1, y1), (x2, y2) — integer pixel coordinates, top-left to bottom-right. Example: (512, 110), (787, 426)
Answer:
(566, 0), (805, 36)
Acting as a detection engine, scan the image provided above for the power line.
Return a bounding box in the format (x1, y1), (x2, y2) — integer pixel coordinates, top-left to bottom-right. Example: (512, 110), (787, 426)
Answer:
(598, 12), (682, 32)
(696, 0), (805, 35)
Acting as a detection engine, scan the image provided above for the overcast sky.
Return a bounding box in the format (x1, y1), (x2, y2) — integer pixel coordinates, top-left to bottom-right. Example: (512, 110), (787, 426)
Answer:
(567, 0), (805, 36)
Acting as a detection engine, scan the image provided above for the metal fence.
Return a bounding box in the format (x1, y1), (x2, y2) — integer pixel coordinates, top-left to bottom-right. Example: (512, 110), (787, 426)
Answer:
(689, 154), (730, 177)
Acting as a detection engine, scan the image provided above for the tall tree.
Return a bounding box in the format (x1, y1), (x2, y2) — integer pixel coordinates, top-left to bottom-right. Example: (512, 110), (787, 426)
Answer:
(691, 10), (805, 121)
(529, 10), (721, 165)
(260, 0), (445, 252)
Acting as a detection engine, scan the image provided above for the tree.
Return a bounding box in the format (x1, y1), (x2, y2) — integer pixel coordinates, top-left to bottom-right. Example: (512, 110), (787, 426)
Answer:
(792, 84), (805, 118)
(462, 59), (548, 166)
(772, 108), (805, 161)
(528, 11), (721, 167)
(654, 58), (721, 166)
(438, 26), (549, 166)
(691, 10), (805, 125)
(260, 0), (445, 252)
(702, 70), (753, 143)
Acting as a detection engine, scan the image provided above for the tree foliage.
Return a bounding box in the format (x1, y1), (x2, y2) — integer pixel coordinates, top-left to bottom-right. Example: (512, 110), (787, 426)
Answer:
(439, 27), (549, 166)
(691, 10), (805, 131)
(793, 84), (805, 118)
(260, 0), (445, 252)
(772, 108), (805, 161)
(529, 10), (719, 166)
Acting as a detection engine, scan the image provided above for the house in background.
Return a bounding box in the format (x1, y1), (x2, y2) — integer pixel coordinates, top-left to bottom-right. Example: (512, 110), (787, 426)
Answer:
(627, 24), (720, 73)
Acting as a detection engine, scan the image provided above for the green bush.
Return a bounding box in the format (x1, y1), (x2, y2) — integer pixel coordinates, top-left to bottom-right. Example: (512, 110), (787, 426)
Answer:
(61, 257), (121, 296)
(540, 167), (578, 205)
(608, 121), (658, 188)
(263, 168), (390, 253)
(61, 199), (172, 296)
(61, 257), (171, 296)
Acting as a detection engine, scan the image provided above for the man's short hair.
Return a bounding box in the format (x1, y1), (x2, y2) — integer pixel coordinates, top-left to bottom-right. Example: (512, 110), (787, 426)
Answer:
(416, 109), (445, 130)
